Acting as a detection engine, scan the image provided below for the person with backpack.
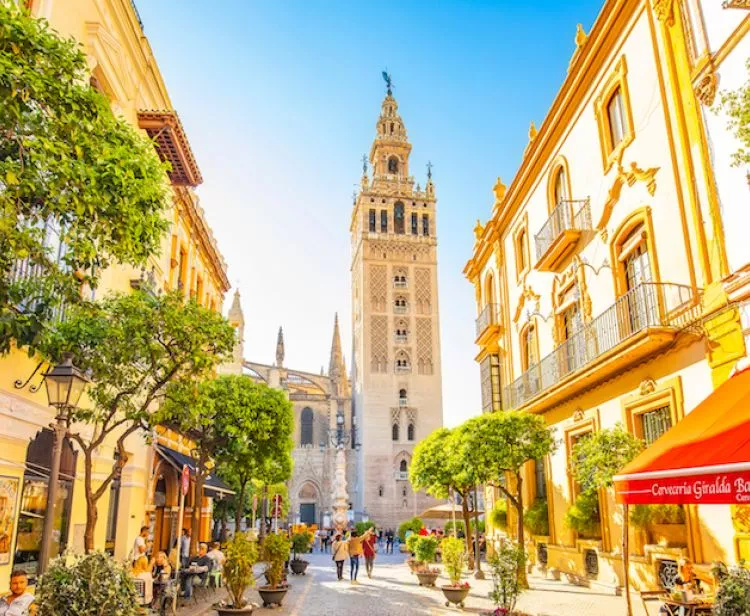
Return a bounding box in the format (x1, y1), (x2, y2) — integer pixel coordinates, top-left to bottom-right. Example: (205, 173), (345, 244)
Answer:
(331, 533), (348, 581)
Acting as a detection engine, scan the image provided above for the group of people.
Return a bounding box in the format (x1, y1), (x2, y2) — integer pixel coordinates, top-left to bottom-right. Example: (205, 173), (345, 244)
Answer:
(316, 527), (398, 555)
(330, 527), (378, 583)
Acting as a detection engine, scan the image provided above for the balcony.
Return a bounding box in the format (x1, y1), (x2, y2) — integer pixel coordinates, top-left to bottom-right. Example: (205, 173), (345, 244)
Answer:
(394, 280), (408, 289)
(395, 364), (411, 374)
(503, 282), (701, 413)
(394, 304), (408, 314)
(534, 199), (592, 272)
(475, 303), (502, 345)
(394, 334), (408, 344)
(395, 471), (409, 481)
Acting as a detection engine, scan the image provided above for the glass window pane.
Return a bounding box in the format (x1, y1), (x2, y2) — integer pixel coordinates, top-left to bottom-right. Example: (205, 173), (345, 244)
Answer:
(607, 88), (625, 148)
(641, 406), (672, 446)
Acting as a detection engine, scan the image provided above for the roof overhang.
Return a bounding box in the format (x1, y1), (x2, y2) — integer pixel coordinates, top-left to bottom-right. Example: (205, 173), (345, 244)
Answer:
(138, 110), (203, 187)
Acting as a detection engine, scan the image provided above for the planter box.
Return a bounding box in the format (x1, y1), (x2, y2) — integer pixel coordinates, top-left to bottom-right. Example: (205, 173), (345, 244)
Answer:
(290, 559), (308, 575)
(257, 585), (289, 608)
(215, 606), (255, 616)
(416, 571), (440, 587)
(651, 523), (687, 547)
(441, 585), (470, 608)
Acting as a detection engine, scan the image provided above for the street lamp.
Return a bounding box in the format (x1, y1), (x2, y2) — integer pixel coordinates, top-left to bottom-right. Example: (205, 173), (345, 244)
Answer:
(38, 352), (89, 574)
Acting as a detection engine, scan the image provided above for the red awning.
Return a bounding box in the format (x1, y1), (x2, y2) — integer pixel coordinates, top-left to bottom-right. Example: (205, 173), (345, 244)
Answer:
(614, 365), (750, 505)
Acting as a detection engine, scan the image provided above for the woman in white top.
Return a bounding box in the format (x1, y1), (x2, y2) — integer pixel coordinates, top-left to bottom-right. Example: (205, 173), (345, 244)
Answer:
(331, 534), (349, 581)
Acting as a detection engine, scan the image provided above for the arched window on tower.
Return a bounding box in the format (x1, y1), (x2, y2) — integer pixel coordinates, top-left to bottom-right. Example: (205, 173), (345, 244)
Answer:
(411, 213), (418, 235)
(394, 202), (405, 234)
(399, 388), (408, 407)
(369, 209), (376, 232)
(422, 214), (430, 236)
(380, 210), (388, 233)
(388, 155), (399, 173)
(392, 422), (400, 441)
(407, 423), (415, 441)
(400, 459), (408, 473)
(300, 407), (314, 446)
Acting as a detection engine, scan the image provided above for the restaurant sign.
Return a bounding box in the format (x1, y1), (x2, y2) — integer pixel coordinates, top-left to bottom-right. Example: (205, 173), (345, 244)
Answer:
(615, 470), (750, 505)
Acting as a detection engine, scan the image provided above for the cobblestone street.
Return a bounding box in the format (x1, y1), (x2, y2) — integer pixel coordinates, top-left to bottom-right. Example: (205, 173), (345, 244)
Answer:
(185, 551), (648, 616)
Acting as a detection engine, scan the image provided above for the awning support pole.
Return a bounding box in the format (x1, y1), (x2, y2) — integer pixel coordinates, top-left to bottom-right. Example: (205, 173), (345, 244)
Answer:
(623, 502), (632, 616)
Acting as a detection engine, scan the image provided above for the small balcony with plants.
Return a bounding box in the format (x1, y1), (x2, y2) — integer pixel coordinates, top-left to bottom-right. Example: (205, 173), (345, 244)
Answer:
(534, 198), (592, 272)
(503, 282), (701, 413)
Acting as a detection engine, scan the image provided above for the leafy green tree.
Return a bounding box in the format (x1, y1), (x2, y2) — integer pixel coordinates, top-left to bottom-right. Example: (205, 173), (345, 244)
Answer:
(157, 375), (294, 553)
(41, 290), (234, 551)
(715, 58), (750, 170)
(569, 424), (643, 616)
(463, 411), (556, 585)
(0, 2), (170, 354)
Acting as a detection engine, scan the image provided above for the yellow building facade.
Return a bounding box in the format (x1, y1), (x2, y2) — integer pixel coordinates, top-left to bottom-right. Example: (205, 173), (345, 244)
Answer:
(0, 0), (230, 590)
(465, 0), (748, 593)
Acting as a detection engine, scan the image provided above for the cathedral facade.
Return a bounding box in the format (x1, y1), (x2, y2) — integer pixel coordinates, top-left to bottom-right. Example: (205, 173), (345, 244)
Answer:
(350, 85), (444, 528)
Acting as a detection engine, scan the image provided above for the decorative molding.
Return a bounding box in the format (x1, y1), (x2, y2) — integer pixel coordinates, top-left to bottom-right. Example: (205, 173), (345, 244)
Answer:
(596, 156), (660, 240)
(652, 0), (676, 26)
(474, 219), (485, 242)
(639, 378), (658, 396)
(721, 0), (750, 8)
(513, 285), (541, 324)
(493, 177), (507, 206)
(572, 408), (586, 422)
(694, 67), (718, 106)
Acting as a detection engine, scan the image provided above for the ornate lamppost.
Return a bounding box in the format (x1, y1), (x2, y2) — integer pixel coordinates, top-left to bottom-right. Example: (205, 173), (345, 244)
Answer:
(38, 353), (89, 573)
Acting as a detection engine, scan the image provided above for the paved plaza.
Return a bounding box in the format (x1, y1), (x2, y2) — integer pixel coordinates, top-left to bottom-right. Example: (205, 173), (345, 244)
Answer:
(186, 551), (649, 616)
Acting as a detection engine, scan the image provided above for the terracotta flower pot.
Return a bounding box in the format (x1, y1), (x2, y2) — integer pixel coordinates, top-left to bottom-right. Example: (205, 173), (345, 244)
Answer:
(416, 571), (439, 587)
(257, 585), (289, 608)
(214, 605), (255, 616)
(441, 584), (470, 608)
(290, 559), (308, 575)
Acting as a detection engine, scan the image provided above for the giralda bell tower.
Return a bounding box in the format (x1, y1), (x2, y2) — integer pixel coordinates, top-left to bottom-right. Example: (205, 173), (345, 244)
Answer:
(351, 77), (443, 527)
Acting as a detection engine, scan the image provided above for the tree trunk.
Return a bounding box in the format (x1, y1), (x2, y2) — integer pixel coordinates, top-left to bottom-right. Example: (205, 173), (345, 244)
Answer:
(461, 495), (474, 570)
(623, 503), (633, 616)
(235, 479), (247, 533)
(191, 454), (206, 556)
(259, 485), (268, 542)
(83, 450), (97, 553)
(515, 472), (528, 589)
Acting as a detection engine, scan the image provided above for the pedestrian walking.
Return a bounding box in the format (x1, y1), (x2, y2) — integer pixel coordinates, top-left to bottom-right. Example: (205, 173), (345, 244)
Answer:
(363, 528), (377, 578)
(347, 529), (366, 584)
(385, 529), (394, 554)
(331, 533), (348, 581)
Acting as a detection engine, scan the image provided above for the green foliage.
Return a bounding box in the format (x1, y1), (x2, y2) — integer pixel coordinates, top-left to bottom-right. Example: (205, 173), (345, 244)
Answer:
(715, 58), (750, 169)
(524, 499), (549, 536)
(569, 424), (643, 495)
(487, 539), (527, 613)
(440, 536), (466, 586)
(490, 500), (508, 531)
(0, 2), (170, 354)
(40, 290), (234, 550)
(564, 491), (600, 536)
(36, 551), (139, 615)
(713, 562), (750, 616)
(397, 516), (424, 541)
(405, 534), (419, 554)
(414, 536), (439, 565)
(444, 519), (485, 534)
(409, 428), (457, 499)
(223, 534), (259, 609)
(261, 533), (291, 588)
(355, 520), (375, 535)
(291, 532), (313, 559)
(630, 504), (686, 528)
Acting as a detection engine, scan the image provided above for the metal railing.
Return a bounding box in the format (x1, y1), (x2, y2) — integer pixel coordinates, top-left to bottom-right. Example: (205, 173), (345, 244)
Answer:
(394, 280), (408, 289)
(534, 198), (592, 262)
(394, 471), (409, 481)
(395, 364), (411, 374)
(9, 258), (67, 322)
(503, 282), (700, 409)
(394, 334), (408, 344)
(394, 304), (408, 314)
(476, 303), (501, 339)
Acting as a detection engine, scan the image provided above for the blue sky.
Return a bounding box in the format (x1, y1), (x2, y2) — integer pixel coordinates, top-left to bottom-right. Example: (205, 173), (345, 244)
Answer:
(137, 0), (604, 427)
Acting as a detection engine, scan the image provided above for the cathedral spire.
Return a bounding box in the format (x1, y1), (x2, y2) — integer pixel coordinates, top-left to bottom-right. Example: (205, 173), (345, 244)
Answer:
(227, 289), (244, 329)
(329, 313), (345, 381)
(370, 74), (412, 181)
(275, 326), (285, 367)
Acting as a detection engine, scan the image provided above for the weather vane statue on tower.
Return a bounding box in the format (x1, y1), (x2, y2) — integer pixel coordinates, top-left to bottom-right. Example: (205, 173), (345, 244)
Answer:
(382, 70), (393, 96)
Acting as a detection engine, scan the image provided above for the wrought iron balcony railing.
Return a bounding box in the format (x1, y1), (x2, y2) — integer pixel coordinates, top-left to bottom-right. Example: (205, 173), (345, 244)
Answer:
(395, 364), (411, 374)
(394, 471), (409, 481)
(476, 303), (501, 340)
(394, 280), (408, 289)
(503, 282), (700, 409)
(534, 198), (592, 264)
(394, 334), (408, 344)
(394, 304), (408, 314)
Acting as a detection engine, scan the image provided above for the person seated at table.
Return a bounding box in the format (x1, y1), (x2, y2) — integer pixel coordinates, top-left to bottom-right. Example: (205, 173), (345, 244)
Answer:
(151, 551), (172, 581)
(131, 556), (153, 606)
(0, 570), (36, 616)
(660, 558), (703, 615)
(181, 543), (213, 599)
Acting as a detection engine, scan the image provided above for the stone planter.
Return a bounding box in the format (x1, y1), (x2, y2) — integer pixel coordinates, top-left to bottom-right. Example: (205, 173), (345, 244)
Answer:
(215, 605), (255, 616)
(651, 523), (687, 547)
(441, 585), (470, 608)
(406, 558), (420, 573)
(290, 559), (308, 575)
(257, 585), (289, 608)
(416, 571), (439, 587)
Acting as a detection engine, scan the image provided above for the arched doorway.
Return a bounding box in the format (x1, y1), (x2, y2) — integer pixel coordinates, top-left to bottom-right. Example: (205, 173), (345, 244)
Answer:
(298, 482), (319, 525)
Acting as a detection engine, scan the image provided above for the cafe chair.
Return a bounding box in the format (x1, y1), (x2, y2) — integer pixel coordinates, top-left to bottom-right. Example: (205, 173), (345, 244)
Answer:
(640, 589), (668, 615)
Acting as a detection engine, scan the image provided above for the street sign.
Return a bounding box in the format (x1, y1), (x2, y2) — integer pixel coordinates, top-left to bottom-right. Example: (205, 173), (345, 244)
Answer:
(272, 494), (283, 516)
(181, 464), (190, 496)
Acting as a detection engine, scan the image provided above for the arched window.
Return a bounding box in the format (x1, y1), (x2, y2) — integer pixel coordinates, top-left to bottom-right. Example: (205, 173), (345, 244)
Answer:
(400, 459), (408, 473)
(378, 486), (384, 497)
(394, 202), (405, 234)
(380, 210), (388, 233)
(552, 166), (568, 208)
(392, 422), (400, 441)
(520, 323), (538, 372)
(388, 155), (399, 173)
(407, 423), (415, 441)
(394, 296), (408, 313)
(395, 351), (411, 373)
(484, 272), (495, 307)
(300, 407), (314, 446)
(399, 388), (408, 407)
(411, 213), (418, 235)
(422, 214), (430, 236)
(607, 86), (626, 149)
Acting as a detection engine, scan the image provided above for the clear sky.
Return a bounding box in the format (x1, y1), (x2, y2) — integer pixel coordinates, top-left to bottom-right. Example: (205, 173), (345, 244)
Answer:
(137, 0), (604, 427)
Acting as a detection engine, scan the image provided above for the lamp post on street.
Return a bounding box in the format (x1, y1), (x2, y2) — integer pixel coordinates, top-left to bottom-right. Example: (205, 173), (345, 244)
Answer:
(38, 353), (89, 574)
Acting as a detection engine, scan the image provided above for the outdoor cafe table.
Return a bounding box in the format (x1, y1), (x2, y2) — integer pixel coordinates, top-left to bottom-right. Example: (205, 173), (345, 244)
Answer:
(662, 597), (713, 616)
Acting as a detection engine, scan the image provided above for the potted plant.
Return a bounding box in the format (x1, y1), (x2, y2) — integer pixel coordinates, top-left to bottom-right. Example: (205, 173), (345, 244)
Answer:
(414, 535), (441, 586)
(713, 563), (750, 615)
(440, 536), (470, 608)
(490, 500), (508, 533)
(398, 517), (423, 552)
(649, 505), (687, 547)
(258, 532), (291, 607)
(564, 491), (601, 539)
(405, 534), (420, 572)
(213, 533), (259, 615)
(486, 538), (526, 616)
(290, 531), (313, 575)
(36, 552), (139, 615)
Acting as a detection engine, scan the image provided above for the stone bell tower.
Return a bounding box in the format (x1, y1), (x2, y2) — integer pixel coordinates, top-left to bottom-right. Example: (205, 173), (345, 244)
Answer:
(350, 77), (444, 527)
